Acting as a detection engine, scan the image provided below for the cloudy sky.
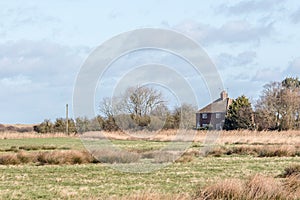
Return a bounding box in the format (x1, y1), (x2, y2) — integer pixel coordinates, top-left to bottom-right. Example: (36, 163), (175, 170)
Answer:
(1, 0), (300, 124)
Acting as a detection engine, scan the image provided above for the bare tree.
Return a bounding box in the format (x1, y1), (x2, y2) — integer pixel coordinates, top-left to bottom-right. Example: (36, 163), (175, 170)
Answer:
(99, 97), (121, 118)
(173, 103), (197, 129)
(122, 86), (165, 127)
(255, 78), (300, 130)
(255, 82), (282, 130)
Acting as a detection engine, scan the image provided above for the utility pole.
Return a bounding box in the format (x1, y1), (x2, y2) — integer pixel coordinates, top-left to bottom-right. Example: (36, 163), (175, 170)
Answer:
(66, 104), (69, 135)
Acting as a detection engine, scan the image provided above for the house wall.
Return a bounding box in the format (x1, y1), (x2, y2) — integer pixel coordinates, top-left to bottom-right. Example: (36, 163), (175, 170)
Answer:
(197, 112), (226, 129)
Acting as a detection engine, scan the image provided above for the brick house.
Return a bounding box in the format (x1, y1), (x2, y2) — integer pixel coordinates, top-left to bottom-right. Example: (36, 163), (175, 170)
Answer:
(196, 91), (232, 130)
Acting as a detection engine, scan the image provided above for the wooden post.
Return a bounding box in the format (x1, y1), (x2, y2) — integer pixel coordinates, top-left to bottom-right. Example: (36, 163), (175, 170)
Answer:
(66, 104), (69, 135)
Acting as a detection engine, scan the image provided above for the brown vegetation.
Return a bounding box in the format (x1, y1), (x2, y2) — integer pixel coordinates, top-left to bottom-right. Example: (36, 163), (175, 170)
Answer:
(207, 145), (300, 157)
(91, 149), (141, 164)
(194, 174), (300, 200)
(0, 150), (95, 165)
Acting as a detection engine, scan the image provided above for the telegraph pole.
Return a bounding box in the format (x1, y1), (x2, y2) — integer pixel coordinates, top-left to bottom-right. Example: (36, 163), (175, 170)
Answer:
(66, 104), (69, 135)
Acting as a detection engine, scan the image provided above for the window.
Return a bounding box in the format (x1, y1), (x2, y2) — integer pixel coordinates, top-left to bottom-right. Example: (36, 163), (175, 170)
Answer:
(202, 113), (208, 119)
(216, 113), (221, 119)
(202, 123), (208, 127)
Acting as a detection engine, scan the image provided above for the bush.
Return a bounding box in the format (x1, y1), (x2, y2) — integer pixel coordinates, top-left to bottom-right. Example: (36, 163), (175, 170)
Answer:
(0, 154), (19, 165)
(281, 164), (300, 178)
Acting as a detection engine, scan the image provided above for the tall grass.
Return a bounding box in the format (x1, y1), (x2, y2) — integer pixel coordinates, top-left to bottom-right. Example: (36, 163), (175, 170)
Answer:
(208, 145), (300, 157)
(83, 130), (300, 145)
(0, 131), (76, 139)
(0, 150), (95, 165)
(194, 174), (300, 200)
(2, 130), (300, 146)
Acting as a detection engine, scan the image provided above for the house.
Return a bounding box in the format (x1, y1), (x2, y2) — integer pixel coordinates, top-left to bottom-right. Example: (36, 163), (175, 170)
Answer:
(196, 91), (232, 130)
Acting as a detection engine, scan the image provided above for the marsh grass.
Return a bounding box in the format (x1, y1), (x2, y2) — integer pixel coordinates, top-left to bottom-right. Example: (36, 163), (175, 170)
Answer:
(208, 145), (300, 157)
(195, 174), (300, 200)
(0, 150), (94, 165)
(3, 145), (62, 152)
(91, 149), (141, 164)
(280, 164), (300, 177)
(0, 130), (300, 199)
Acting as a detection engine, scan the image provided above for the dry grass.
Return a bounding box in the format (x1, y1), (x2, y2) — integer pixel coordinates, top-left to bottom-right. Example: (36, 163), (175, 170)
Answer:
(281, 164), (300, 177)
(207, 145), (300, 157)
(2, 130), (300, 146)
(0, 131), (76, 139)
(82, 130), (300, 145)
(91, 149), (141, 164)
(106, 191), (189, 200)
(3, 145), (60, 152)
(0, 150), (95, 165)
(194, 174), (300, 200)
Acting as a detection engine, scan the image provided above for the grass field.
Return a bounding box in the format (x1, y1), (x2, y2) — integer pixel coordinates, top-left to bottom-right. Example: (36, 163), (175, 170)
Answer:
(0, 130), (299, 199)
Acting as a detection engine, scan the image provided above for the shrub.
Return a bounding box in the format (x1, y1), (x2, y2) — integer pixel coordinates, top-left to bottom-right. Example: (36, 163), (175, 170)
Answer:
(244, 174), (283, 199)
(281, 164), (300, 178)
(0, 154), (19, 165)
(197, 179), (243, 200)
(16, 151), (34, 163)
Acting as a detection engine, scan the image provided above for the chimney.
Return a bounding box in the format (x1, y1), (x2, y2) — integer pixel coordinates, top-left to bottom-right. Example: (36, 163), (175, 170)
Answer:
(220, 91), (228, 100)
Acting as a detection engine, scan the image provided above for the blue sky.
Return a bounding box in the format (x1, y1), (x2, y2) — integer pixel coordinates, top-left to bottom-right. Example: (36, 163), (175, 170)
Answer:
(0, 0), (300, 124)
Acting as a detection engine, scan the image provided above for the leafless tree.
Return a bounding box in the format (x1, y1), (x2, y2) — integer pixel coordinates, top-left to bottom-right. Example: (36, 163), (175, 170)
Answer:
(255, 78), (300, 130)
(121, 86), (165, 127)
(99, 97), (121, 118)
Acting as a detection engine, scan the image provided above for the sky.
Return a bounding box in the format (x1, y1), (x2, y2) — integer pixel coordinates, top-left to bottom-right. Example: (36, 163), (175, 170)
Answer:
(1, 0), (300, 124)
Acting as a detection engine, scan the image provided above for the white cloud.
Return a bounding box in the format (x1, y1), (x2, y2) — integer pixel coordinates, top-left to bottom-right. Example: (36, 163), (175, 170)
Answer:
(0, 40), (84, 82)
(217, 0), (283, 15)
(0, 40), (87, 123)
(174, 20), (273, 45)
(290, 7), (300, 23)
(252, 68), (282, 82)
(0, 75), (31, 87)
(215, 51), (256, 69)
(284, 57), (300, 76)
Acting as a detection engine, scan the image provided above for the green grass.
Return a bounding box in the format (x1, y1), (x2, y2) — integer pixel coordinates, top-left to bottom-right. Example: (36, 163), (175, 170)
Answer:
(0, 157), (299, 199)
(0, 138), (84, 151)
(0, 137), (299, 199)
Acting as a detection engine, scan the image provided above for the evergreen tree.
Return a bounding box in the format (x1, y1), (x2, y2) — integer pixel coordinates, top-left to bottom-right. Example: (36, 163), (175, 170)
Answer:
(224, 95), (254, 130)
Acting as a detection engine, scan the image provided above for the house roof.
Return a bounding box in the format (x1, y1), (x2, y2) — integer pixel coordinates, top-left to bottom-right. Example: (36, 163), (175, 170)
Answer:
(197, 97), (232, 113)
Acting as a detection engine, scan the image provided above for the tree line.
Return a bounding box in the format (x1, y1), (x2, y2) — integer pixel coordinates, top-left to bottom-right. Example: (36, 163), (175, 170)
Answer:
(34, 86), (196, 133)
(34, 77), (300, 133)
(224, 77), (300, 131)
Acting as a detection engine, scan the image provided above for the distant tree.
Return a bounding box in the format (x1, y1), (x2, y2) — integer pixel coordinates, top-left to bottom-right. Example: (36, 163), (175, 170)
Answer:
(34, 119), (53, 133)
(255, 82), (282, 130)
(103, 116), (119, 131)
(224, 95), (254, 130)
(99, 97), (119, 119)
(282, 77), (300, 89)
(255, 77), (300, 130)
(173, 104), (197, 129)
(88, 116), (104, 131)
(53, 118), (76, 133)
(121, 86), (165, 128)
(75, 117), (90, 133)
